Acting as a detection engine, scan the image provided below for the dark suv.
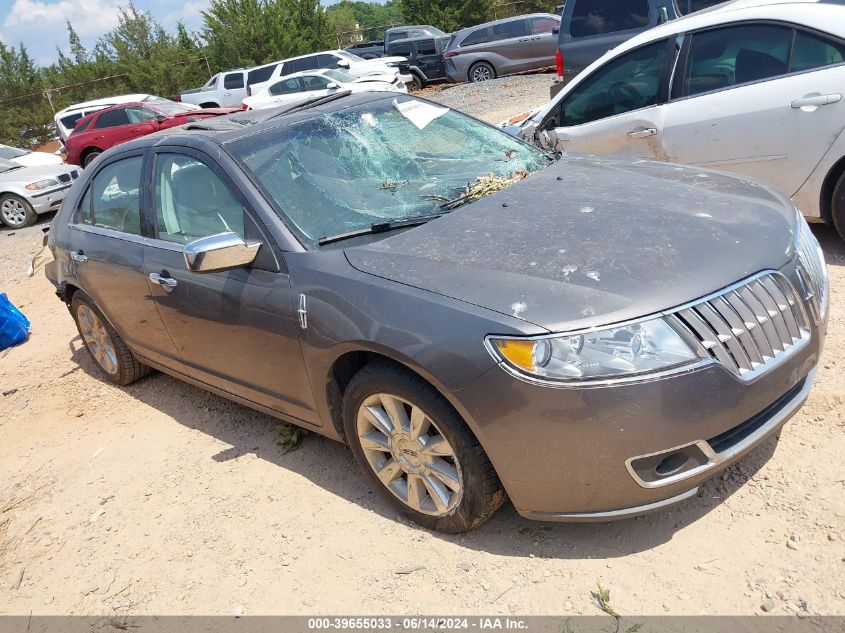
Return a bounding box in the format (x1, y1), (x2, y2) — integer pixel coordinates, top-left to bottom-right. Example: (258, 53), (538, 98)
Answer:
(386, 36), (450, 88)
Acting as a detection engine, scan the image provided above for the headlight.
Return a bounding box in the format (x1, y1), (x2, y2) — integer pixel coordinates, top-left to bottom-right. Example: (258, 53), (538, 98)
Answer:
(488, 317), (699, 384)
(794, 209), (829, 322)
(25, 179), (59, 191)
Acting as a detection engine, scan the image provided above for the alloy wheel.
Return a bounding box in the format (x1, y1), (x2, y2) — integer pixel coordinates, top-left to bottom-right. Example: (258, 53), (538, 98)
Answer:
(77, 305), (118, 375)
(1, 198), (28, 227)
(357, 393), (463, 516)
(472, 66), (492, 82)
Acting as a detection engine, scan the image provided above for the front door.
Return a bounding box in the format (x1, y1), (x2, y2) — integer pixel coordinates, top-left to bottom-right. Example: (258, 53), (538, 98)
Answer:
(663, 23), (845, 196)
(142, 150), (318, 424)
(545, 38), (672, 159)
(66, 152), (181, 368)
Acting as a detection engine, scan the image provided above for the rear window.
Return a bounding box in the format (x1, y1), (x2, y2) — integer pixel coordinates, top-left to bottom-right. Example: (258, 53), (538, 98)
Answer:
(60, 113), (83, 130)
(248, 64), (278, 85)
(74, 118), (92, 133)
(94, 108), (130, 129)
(224, 73), (245, 89)
(461, 28), (489, 47)
(491, 19), (528, 41)
(570, 0), (650, 37)
(531, 16), (560, 34)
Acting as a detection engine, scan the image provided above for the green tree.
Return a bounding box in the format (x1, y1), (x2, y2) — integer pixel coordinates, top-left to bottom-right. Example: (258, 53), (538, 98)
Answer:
(399, 0), (491, 31)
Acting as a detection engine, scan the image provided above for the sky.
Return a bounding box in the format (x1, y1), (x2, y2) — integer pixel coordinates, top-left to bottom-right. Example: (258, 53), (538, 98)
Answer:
(0, 0), (361, 65)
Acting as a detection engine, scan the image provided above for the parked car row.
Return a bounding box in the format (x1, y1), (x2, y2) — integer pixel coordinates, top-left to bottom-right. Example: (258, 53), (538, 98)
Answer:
(506, 0), (845, 239)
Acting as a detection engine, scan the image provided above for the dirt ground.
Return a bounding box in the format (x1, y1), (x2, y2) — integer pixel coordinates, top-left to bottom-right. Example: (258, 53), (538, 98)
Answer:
(2, 93), (845, 616)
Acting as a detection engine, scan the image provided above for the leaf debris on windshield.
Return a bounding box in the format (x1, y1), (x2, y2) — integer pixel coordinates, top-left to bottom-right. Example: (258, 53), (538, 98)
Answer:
(424, 171), (529, 210)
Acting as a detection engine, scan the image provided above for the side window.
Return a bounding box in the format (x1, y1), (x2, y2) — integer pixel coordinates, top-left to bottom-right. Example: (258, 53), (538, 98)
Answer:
(74, 118), (92, 133)
(269, 78), (303, 96)
(76, 156), (143, 235)
(316, 53), (342, 69)
(224, 73), (244, 89)
(302, 75), (331, 90)
(790, 30), (845, 73)
(94, 108), (130, 129)
(490, 19), (528, 42)
(248, 63), (277, 85)
(418, 39), (437, 56)
(62, 114), (82, 130)
(561, 39), (668, 126)
(391, 42), (413, 57)
(461, 28), (489, 47)
(681, 24), (792, 97)
(531, 17), (560, 34)
(570, 0), (650, 38)
(289, 56), (318, 73)
(153, 153), (245, 243)
(125, 107), (158, 124)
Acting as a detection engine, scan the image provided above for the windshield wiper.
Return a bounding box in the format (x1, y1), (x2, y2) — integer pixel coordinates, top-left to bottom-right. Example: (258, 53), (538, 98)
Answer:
(318, 213), (445, 246)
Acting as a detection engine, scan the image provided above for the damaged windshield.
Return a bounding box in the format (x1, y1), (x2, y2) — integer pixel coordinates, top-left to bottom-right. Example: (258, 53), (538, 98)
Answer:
(230, 96), (549, 244)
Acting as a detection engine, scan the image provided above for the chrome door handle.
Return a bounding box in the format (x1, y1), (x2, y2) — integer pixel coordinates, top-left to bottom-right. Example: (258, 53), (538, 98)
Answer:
(70, 250), (87, 263)
(791, 94), (841, 108)
(628, 128), (657, 139)
(149, 272), (178, 288)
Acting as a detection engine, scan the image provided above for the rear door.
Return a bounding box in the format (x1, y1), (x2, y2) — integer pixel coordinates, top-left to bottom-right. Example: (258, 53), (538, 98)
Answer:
(221, 72), (247, 107)
(560, 0), (657, 80)
(528, 15), (561, 68)
(415, 39), (445, 79)
(264, 77), (307, 107)
(142, 149), (318, 423)
(663, 23), (845, 196)
(489, 18), (534, 74)
(67, 152), (181, 369)
(543, 37), (674, 158)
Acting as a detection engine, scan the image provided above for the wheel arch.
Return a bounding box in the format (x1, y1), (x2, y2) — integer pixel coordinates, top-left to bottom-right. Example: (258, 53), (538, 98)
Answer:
(199, 102), (219, 109)
(80, 146), (103, 164)
(467, 59), (496, 80)
(820, 153), (845, 225)
(325, 346), (484, 447)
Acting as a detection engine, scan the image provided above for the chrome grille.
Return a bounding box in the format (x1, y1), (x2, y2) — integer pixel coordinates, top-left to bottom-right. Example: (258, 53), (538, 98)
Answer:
(671, 273), (810, 381)
(796, 217), (828, 323)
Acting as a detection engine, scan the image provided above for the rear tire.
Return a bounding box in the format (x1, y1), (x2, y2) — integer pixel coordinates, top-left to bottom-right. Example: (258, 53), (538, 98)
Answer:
(0, 194), (37, 228)
(343, 362), (504, 533)
(831, 170), (845, 241)
(469, 61), (496, 83)
(82, 150), (101, 168)
(71, 291), (151, 386)
(410, 74), (424, 91)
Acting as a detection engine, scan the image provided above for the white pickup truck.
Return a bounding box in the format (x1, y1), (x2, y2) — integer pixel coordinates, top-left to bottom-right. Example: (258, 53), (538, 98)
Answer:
(179, 60), (282, 108)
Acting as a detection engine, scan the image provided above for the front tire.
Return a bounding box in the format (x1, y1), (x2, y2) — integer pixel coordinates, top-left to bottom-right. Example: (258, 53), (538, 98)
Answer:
(410, 74), (424, 91)
(831, 170), (845, 241)
(0, 194), (37, 228)
(343, 362), (504, 533)
(71, 291), (151, 386)
(469, 61), (496, 83)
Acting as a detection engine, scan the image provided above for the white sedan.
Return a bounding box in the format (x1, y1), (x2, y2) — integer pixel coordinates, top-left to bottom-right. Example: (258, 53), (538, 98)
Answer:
(0, 144), (63, 167)
(243, 69), (407, 111)
(513, 0), (845, 238)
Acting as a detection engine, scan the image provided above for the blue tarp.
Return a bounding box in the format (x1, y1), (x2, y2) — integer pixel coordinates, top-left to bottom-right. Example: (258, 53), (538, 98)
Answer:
(0, 293), (30, 350)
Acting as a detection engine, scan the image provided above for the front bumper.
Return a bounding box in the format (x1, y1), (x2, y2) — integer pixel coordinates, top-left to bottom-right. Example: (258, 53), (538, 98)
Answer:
(27, 184), (71, 214)
(455, 268), (826, 521)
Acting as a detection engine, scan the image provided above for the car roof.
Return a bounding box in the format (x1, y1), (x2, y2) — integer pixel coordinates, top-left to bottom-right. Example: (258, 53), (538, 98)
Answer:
(614, 0), (843, 54)
(453, 13), (559, 34)
(55, 94), (151, 117)
(390, 35), (450, 46)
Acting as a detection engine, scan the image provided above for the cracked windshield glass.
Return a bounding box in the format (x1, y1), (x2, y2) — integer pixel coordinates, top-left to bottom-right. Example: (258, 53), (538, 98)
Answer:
(231, 96), (550, 243)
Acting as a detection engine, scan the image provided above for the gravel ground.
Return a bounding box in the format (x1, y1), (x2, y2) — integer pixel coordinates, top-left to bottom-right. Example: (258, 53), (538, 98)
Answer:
(424, 72), (555, 124)
(1, 76), (844, 618)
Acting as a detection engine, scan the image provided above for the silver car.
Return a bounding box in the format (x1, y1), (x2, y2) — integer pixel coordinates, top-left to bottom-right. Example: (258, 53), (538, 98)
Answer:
(444, 13), (561, 83)
(0, 158), (80, 228)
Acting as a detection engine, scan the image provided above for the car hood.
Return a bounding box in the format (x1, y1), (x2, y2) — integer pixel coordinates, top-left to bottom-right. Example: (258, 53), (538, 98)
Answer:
(344, 156), (796, 332)
(353, 72), (398, 84)
(0, 162), (75, 185)
(11, 152), (63, 168)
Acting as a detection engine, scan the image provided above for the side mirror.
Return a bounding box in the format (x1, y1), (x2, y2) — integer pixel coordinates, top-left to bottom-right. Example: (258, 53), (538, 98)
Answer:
(326, 82), (339, 89)
(337, 59), (351, 68)
(183, 232), (261, 274)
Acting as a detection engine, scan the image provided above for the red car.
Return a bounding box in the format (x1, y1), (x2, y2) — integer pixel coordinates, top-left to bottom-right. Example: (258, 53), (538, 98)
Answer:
(65, 99), (238, 167)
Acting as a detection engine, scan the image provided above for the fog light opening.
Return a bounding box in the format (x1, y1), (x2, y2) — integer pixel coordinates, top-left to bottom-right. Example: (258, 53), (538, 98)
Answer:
(654, 452), (689, 477)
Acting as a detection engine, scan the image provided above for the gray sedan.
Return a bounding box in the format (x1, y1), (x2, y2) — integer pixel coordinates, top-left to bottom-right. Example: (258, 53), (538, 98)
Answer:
(0, 158), (80, 228)
(45, 93), (827, 532)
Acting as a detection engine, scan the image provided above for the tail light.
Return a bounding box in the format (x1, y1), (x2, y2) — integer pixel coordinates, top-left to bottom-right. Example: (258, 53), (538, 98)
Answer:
(556, 49), (564, 78)
(241, 103), (248, 110)
(444, 50), (458, 59)
(175, 94), (181, 102)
